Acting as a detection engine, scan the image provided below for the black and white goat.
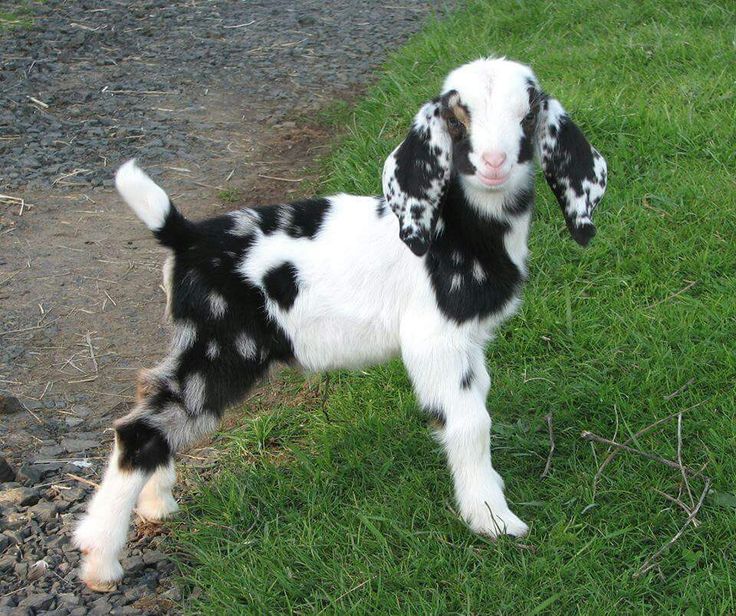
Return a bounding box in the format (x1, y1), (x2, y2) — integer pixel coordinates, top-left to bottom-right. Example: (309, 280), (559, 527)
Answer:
(74, 57), (607, 590)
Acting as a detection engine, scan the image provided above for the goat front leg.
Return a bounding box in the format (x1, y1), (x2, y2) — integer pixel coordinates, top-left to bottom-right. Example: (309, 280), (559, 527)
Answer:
(401, 325), (528, 538)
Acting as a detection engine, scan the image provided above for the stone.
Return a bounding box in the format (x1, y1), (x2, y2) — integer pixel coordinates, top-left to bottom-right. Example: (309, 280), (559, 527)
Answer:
(141, 550), (166, 566)
(18, 592), (54, 611)
(120, 554), (145, 574)
(0, 455), (15, 482)
(2, 511), (27, 530)
(16, 464), (42, 485)
(58, 593), (79, 606)
(29, 501), (58, 523)
(0, 552), (18, 572)
(0, 395), (24, 415)
(0, 487), (40, 507)
(60, 438), (99, 453)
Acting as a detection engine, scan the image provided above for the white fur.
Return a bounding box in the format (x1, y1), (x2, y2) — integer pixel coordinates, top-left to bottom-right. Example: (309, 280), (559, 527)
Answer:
(137, 459), (179, 520)
(444, 58), (538, 195)
(115, 160), (170, 231)
(73, 443), (148, 589)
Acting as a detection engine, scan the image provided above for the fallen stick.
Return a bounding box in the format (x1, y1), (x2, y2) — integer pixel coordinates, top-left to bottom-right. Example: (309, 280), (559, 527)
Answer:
(582, 431), (699, 476)
(592, 403), (702, 487)
(635, 477), (711, 577)
(66, 473), (99, 489)
(541, 413), (555, 478)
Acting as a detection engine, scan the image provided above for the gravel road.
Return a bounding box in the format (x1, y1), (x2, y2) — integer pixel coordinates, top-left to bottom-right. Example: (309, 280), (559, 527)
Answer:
(0, 1), (447, 613)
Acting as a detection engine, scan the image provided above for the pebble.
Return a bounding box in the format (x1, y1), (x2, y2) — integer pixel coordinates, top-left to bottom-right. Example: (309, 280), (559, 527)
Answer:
(0, 456), (15, 482)
(0, 396), (25, 415)
(0, 487), (39, 507)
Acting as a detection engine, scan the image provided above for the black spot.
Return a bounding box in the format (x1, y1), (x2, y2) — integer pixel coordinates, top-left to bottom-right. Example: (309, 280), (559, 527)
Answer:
(461, 368), (474, 390)
(116, 420), (171, 473)
(452, 137), (475, 176)
(424, 178), (528, 323)
(424, 406), (446, 428)
(263, 262), (299, 311)
(285, 198), (331, 239)
(376, 198), (388, 217)
(518, 86), (541, 165)
(503, 185), (535, 217)
(257, 206), (281, 234)
(517, 134), (534, 164)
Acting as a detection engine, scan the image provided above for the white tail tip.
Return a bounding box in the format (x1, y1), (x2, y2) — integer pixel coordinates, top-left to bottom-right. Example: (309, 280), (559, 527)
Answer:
(115, 160), (170, 231)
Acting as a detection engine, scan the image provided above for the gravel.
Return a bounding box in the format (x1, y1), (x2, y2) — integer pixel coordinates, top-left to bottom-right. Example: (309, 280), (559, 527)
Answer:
(0, 0), (447, 613)
(1, 0), (447, 191)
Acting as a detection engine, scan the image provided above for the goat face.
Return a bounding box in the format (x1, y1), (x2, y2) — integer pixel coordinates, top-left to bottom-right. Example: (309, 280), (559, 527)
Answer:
(383, 57), (608, 256)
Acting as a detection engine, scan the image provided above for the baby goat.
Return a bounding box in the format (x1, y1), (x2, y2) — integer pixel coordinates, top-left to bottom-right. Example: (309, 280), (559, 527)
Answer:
(74, 57), (607, 590)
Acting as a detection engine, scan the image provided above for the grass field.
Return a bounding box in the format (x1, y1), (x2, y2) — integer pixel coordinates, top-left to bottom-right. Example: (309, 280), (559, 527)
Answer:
(172, 0), (736, 613)
(0, 1), (37, 30)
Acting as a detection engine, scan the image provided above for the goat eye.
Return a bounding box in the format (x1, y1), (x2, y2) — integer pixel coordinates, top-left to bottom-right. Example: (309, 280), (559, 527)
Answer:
(447, 116), (464, 131)
(523, 111), (535, 125)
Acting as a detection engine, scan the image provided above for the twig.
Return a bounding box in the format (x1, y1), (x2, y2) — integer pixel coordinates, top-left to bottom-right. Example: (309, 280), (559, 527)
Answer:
(676, 412), (694, 507)
(652, 488), (700, 527)
(541, 413), (555, 478)
(582, 431), (699, 476)
(635, 478), (711, 577)
(317, 575), (377, 614)
(66, 473), (99, 489)
(22, 401), (44, 424)
(663, 377), (695, 401)
(647, 280), (697, 309)
(68, 375), (98, 384)
(223, 19), (255, 28)
(592, 403), (702, 488)
(27, 96), (49, 109)
(257, 174), (304, 183)
(85, 331), (98, 373)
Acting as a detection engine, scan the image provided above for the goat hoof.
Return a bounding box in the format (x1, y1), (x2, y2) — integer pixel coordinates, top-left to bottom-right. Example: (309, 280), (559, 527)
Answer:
(84, 579), (118, 593)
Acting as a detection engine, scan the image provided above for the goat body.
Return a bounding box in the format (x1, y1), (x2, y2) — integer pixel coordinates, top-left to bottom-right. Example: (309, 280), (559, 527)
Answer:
(74, 57), (607, 591)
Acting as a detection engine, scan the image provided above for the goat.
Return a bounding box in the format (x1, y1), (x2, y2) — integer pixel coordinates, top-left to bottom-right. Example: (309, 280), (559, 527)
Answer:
(74, 57), (607, 591)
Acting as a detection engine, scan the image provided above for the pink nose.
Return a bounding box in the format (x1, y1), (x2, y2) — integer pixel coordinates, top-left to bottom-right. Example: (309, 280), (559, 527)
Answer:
(482, 151), (507, 169)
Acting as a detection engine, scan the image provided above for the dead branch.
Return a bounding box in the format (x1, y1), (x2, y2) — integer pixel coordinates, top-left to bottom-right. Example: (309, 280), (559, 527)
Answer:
(635, 477), (711, 577)
(541, 413), (555, 478)
(592, 403), (702, 488)
(582, 431), (700, 476)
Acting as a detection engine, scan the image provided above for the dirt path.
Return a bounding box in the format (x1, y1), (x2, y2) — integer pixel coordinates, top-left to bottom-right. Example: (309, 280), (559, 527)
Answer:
(0, 1), (446, 613)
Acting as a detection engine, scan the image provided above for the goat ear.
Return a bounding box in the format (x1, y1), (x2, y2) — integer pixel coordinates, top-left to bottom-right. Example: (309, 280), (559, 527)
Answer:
(537, 96), (607, 246)
(382, 94), (454, 256)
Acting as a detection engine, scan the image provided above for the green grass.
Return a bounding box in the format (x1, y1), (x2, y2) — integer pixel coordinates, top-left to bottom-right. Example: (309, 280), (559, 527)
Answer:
(173, 0), (736, 613)
(0, 1), (38, 30)
(218, 187), (246, 204)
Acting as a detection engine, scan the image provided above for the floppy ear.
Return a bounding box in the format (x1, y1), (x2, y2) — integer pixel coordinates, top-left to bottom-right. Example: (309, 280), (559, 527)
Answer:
(537, 96), (607, 246)
(382, 94), (455, 256)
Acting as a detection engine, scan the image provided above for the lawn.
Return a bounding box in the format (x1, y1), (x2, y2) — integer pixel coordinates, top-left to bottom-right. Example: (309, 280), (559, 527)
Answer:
(172, 0), (736, 613)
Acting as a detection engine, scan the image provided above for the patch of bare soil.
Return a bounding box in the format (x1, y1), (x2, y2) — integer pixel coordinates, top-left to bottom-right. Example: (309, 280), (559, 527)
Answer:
(1, 98), (330, 465)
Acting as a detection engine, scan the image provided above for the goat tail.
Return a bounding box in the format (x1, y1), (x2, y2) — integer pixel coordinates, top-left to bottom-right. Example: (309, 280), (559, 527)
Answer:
(115, 159), (195, 251)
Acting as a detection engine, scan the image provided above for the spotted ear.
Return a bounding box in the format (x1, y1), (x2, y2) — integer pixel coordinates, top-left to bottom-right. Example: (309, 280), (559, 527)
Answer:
(382, 95), (454, 256)
(537, 96), (608, 246)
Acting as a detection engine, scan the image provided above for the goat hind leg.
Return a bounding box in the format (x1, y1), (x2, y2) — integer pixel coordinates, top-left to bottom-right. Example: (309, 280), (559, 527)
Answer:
(74, 418), (170, 591)
(136, 458), (178, 521)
